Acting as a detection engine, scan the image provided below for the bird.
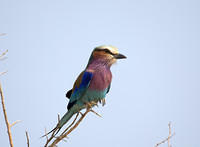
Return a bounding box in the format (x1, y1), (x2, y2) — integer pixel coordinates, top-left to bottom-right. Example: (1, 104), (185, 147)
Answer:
(47, 45), (126, 136)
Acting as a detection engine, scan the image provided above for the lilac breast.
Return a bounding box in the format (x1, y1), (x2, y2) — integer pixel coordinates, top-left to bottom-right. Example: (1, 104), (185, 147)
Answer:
(89, 68), (112, 91)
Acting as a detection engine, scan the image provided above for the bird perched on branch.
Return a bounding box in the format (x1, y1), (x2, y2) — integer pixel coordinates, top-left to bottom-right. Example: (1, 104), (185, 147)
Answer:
(48, 45), (126, 135)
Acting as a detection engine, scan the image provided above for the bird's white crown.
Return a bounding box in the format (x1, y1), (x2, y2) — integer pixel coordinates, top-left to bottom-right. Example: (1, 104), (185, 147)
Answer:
(94, 45), (119, 54)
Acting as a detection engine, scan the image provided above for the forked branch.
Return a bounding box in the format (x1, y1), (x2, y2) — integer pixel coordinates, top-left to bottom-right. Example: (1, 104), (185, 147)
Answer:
(44, 107), (100, 147)
(155, 122), (175, 147)
(0, 82), (14, 147)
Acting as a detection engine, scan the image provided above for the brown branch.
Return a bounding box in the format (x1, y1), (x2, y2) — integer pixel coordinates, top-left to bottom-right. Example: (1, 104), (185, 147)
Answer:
(90, 109), (102, 117)
(155, 122), (175, 147)
(43, 113), (79, 147)
(25, 131), (30, 147)
(0, 82), (13, 147)
(49, 108), (90, 147)
(44, 103), (101, 146)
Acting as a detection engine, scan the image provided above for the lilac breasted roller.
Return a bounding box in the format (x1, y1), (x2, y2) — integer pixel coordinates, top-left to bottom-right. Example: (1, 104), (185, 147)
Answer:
(48, 45), (126, 135)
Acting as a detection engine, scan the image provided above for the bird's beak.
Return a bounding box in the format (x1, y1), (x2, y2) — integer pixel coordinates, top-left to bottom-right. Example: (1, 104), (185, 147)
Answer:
(114, 53), (127, 59)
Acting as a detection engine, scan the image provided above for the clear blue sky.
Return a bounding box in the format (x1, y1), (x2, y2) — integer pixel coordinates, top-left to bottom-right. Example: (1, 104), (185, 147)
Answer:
(0, 0), (200, 146)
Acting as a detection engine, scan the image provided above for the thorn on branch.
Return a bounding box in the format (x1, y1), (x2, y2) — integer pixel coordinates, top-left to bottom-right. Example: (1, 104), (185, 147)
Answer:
(90, 109), (102, 117)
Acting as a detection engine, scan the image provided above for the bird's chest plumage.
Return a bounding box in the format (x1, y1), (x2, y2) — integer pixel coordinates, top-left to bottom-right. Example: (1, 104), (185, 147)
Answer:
(89, 68), (112, 91)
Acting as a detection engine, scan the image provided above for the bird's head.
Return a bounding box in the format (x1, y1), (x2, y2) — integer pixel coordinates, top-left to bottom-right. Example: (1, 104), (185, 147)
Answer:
(89, 45), (126, 66)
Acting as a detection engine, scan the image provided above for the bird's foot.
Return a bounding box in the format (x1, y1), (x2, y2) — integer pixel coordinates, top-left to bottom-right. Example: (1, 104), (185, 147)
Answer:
(102, 98), (106, 106)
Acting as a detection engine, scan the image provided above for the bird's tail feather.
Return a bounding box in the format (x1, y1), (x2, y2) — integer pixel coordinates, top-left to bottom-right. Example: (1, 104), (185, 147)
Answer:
(42, 109), (75, 137)
(58, 109), (75, 129)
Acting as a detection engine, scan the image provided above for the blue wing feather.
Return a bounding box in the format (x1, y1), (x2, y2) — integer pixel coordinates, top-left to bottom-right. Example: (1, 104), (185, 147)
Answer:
(67, 71), (93, 109)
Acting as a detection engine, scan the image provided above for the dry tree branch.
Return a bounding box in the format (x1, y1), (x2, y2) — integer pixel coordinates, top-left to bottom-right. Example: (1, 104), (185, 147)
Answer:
(44, 102), (102, 146)
(45, 128), (49, 142)
(25, 131), (30, 147)
(0, 82), (14, 147)
(10, 120), (21, 127)
(44, 107), (98, 146)
(0, 50), (14, 147)
(168, 122), (172, 147)
(49, 108), (91, 147)
(90, 109), (102, 117)
(155, 122), (175, 147)
(44, 112), (82, 147)
(0, 50), (21, 147)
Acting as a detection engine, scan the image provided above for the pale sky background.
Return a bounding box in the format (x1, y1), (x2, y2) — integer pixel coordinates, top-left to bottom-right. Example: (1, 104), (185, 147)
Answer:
(0, 0), (200, 147)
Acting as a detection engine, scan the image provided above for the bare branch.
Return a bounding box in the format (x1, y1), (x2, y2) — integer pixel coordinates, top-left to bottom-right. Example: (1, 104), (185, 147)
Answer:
(49, 108), (90, 147)
(0, 82), (14, 147)
(155, 122), (175, 147)
(10, 120), (21, 128)
(25, 131), (30, 147)
(44, 103), (103, 146)
(168, 122), (172, 147)
(90, 109), (102, 117)
(44, 128), (49, 142)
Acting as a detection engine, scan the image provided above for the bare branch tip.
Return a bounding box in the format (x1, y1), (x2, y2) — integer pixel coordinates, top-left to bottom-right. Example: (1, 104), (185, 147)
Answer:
(10, 120), (21, 128)
(25, 131), (30, 147)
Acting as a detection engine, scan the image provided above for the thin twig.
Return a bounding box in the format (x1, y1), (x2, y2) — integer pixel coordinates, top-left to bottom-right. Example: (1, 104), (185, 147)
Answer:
(155, 133), (175, 147)
(0, 82), (13, 147)
(45, 128), (49, 142)
(43, 114), (63, 146)
(90, 109), (102, 117)
(44, 126), (58, 147)
(0, 50), (8, 58)
(49, 108), (90, 147)
(168, 122), (171, 147)
(10, 120), (21, 127)
(155, 122), (175, 147)
(25, 131), (30, 147)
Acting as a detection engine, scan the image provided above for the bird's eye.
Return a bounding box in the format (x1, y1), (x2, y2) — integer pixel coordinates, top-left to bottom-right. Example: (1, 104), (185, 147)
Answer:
(104, 49), (110, 54)
(104, 49), (114, 55)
